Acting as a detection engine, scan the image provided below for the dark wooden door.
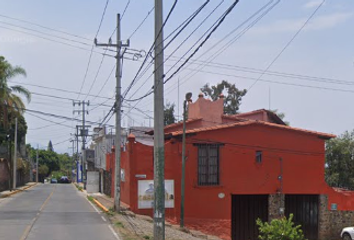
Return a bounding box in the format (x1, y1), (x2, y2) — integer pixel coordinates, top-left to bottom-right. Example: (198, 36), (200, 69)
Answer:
(232, 195), (268, 240)
(285, 195), (319, 240)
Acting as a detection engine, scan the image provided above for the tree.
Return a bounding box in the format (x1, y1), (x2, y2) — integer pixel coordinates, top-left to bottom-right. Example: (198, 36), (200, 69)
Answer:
(164, 102), (176, 126)
(271, 109), (290, 125)
(325, 130), (354, 190)
(200, 80), (247, 114)
(0, 56), (31, 130)
(257, 214), (306, 240)
(47, 140), (54, 152)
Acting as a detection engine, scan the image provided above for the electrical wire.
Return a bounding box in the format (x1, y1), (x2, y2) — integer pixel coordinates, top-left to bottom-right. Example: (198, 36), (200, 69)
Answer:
(126, 0), (216, 100)
(247, 0), (325, 91)
(163, 0), (240, 84)
(122, 0), (179, 100)
(77, 0), (111, 99)
(0, 13), (91, 41)
(128, 6), (155, 40)
(164, 0), (279, 96)
(0, 25), (115, 57)
(0, 20), (91, 46)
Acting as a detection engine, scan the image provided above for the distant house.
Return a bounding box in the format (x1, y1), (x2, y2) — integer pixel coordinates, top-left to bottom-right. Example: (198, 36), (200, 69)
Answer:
(107, 93), (354, 240)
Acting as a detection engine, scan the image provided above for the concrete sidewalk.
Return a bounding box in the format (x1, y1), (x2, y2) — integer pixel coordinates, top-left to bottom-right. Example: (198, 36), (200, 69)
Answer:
(0, 182), (38, 198)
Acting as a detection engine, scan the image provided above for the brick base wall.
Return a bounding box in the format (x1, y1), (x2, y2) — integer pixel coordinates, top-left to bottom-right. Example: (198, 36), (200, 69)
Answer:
(269, 193), (285, 220)
(319, 195), (354, 240)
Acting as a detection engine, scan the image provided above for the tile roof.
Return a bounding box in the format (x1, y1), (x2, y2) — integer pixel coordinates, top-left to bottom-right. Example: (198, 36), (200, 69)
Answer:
(168, 119), (335, 139)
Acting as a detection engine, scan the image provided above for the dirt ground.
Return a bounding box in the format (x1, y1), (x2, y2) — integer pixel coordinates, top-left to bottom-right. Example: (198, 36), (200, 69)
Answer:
(107, 210), (221, 240)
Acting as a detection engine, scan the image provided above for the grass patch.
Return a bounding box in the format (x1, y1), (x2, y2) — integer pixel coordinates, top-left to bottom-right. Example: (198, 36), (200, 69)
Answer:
(143, 235), (151, 239)
(75, 185), (83, 191)
(114, 221), (124, 228)
(87, 196), (94, 202)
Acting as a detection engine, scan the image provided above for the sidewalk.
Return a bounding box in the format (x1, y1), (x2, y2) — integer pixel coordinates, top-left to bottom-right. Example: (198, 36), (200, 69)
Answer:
(89, 193), (221, 240)
(0, 182), (38, 198)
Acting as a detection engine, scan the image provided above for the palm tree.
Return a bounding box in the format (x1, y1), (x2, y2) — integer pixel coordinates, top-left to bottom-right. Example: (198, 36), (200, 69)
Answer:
(0, 56), (31, 129)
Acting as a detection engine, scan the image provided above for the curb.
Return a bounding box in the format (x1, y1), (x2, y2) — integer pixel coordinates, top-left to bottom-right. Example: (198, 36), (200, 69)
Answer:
(93, 198), (109, 212)
(0, 183), (38, 198)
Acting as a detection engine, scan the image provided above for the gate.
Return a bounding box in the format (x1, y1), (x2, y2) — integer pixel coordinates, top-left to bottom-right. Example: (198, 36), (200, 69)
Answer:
(285, 195), (319, 240)
(232, 195), (268, 240)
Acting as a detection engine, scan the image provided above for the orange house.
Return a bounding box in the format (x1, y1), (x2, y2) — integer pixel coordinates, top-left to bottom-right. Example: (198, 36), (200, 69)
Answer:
(106, 94), (354, 240)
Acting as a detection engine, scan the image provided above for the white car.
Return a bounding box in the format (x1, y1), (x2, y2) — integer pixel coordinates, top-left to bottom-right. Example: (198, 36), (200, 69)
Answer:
(341, 227), (354, 240)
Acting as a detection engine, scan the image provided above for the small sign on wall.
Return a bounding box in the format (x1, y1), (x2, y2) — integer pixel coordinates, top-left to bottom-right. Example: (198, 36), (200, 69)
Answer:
(138, 180), (174, 209)
(331, 203), (338, 211)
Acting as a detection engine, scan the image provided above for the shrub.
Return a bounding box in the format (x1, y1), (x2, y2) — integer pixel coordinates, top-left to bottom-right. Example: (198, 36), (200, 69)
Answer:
(256, 214), (306, 240)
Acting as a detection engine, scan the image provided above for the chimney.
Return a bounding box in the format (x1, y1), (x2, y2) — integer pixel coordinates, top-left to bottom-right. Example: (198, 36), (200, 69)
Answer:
(187, 93), (223, 123)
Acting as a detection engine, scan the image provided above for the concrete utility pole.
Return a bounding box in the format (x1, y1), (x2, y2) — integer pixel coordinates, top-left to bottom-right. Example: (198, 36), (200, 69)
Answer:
(154, 0), (165, 239)
(36, 145), (38, 183)
(95, 14), (129, 212)
(180, 93), (192, 228)
(73, 100), (90, 189)
(12, 117), (17, 189)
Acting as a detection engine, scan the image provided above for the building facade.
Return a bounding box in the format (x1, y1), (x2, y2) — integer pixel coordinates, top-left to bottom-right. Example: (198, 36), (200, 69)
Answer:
(106, 94), (354, 240)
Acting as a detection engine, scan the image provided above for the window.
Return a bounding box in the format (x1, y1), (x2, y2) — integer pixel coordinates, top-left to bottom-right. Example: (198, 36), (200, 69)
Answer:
(197, 144), (220, 186)
(256, 150), (262, 163)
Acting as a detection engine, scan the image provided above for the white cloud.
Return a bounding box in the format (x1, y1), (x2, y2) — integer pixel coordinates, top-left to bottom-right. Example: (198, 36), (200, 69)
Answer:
(303, 0), (324, 9)
(250, 12), (352, 35)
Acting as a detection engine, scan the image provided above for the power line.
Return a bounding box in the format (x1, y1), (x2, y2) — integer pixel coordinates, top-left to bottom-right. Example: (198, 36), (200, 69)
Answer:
(128, 6), (155, 39)
(0, 25), (115, 57)
(121, 0), (131, 20)
(126, 0), (215, 100)
(0, 20), (91, 46)
(122, 0), (179, 100)
(247, 0), (325, 91)
(27, 112), (72, 130)
(163, 0), (240, 84)
(0, 13), (91, 41)
(77, 0), (111, 99)
(164, 0), (279, 96)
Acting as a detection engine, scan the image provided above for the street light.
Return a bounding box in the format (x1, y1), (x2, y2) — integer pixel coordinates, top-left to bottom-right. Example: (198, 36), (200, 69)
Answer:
(180, 92), (192, 228)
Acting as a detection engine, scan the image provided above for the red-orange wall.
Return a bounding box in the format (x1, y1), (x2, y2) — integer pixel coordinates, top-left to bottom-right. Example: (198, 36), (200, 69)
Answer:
(107, 124), (354, 240)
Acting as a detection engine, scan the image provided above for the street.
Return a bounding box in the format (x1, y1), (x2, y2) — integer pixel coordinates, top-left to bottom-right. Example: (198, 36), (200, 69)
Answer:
(0, 184), (119, 240)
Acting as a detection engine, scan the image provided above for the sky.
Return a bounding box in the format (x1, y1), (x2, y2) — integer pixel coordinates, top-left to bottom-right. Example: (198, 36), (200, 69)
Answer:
(0, 0), (353, 153)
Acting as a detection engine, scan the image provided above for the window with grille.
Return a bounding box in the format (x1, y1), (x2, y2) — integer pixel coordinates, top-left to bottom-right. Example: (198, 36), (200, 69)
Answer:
(197, 144), (220, 186)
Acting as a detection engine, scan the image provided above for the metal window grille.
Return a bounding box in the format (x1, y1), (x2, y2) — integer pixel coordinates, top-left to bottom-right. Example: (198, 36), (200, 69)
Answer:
(198, 144), (219, 186)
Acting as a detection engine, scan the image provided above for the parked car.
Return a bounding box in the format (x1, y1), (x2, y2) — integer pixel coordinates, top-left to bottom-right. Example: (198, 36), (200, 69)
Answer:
(341, 227), (354, 240)
(58, 176), (70, 183)
(50, 178), (58, 183)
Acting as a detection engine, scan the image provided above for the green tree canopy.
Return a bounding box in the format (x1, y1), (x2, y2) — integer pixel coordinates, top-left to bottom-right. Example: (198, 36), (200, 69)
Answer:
(164, 102), (176, 126)
(200, 80), (247, 114)
(325, 130), (354, 190)
(0, 56), (31, 131)
(47, 140), (54, 152)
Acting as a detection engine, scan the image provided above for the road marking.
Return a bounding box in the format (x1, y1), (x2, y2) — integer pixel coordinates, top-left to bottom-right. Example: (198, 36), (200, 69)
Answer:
(101, 216), (107, 222)
(87, 197), (101, 214)
(20, 185), (56, 240)
(108, 225), (121, 240)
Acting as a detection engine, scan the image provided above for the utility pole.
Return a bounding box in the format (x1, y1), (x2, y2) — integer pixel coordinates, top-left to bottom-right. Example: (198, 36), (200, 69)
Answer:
(12, 117), (17, 189)
(154, 0), (165, 239)
(73, 100), (90, 189)
(95, 13), (129, 212)
(36, 145), (38, 183)
(180, 93), (192, 228)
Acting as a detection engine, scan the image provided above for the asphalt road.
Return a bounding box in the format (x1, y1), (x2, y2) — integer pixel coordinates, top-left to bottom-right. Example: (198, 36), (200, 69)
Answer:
(0, 184), (119, 240)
